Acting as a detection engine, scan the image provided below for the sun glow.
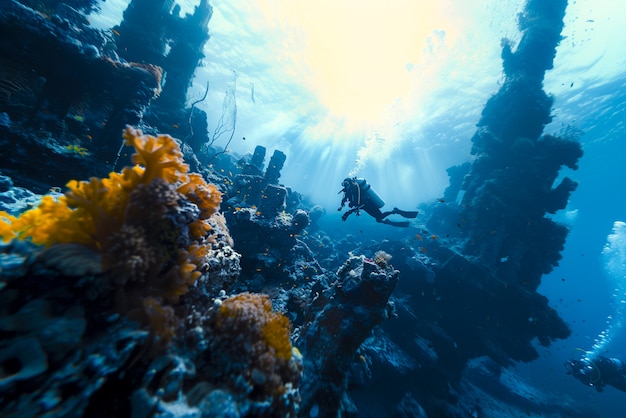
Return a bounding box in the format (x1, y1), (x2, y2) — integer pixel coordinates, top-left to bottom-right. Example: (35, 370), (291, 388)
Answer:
(263, 1), (467, 127)
(89, 0), (531, 208)
(202, 0), (525, 207)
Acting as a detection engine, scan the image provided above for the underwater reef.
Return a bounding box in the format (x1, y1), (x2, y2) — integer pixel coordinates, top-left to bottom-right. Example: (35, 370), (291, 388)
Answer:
(0, 0), (600, 417)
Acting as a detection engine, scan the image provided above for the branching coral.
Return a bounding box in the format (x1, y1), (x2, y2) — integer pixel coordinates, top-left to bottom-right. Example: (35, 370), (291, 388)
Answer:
(0, 126), (222, 343)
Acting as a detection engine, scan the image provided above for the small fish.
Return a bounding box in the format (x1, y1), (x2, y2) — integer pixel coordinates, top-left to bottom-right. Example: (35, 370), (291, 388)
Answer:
(416, 234), (423, 241)
(112, 29), (120, 36)
(430, 235), (438, 240)
(86, 134), (92, 140)
(172, 124), (179, 129)
(49, 186), (62, 193)
(420, 246), (427, 254)
(438, 198), (445, 202)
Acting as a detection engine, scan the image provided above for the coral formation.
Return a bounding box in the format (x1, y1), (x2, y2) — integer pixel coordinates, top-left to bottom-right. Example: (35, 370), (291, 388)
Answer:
(298, 255), (399, 416)
(201, 292), (302, 416)
(0, 126), (222, 341)
(373, 250), (392, 269)
(218, 292), (293, 361)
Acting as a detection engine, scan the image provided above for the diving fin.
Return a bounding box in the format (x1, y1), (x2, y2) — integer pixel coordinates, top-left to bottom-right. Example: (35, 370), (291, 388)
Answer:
(392, 207), (419, 219)
(382, 219), (410, 228)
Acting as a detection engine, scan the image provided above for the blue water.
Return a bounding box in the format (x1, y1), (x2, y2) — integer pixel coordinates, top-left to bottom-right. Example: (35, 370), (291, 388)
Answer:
(515, 134), (626, 417)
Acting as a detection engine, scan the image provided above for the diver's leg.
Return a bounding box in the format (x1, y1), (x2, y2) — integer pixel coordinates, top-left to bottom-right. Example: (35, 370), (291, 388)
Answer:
(377, 207), (413, 226)
(366, 207), (385, 219)
(379, 208), (396, 218)
(392, 207), (419, 218)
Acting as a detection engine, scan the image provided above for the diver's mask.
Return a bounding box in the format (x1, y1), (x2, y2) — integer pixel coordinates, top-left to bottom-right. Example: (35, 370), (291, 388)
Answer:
(338, 178), (352, 194)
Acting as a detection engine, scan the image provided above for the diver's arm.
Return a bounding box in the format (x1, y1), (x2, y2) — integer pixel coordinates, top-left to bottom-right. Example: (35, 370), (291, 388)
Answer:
(341, 206), (362, 221)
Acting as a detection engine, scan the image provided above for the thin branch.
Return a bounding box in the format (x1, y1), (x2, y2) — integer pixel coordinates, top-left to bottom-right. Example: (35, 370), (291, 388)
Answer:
(183, 81), (210, 145)
(203, 71), (238, 165)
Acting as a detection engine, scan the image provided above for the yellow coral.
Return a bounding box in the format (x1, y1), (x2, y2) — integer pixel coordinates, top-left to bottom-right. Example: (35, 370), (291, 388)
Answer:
(0, 127), (219, 251)
(177, 173), (220, 220)
(123, 126), (188, 185)
(0, 212), (18, 243)
(0, 195), (89, 246)
(218, 292), (293, 361)
(211, 292), (299, 406)
(262, 313), (293, 361)
(0, 126), (224, 344)
(178, 173), (221, 240)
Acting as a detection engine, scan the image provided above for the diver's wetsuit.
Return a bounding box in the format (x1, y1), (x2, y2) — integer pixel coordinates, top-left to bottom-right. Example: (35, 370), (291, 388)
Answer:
(566, 355), (626, 392)
(338, 177), (418, 227)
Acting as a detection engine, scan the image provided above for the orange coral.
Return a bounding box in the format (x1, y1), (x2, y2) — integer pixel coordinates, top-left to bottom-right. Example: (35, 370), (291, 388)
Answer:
(0, 195), (85, 246)
(217, 292), (293, 361)
(123, 126), (188, 185)
(0, 126), (218, 249)
(178, 173), (221, 240)
(177, 173), (220, 219)
(0, 127), (224, 345)
(143, 297), (178, 347)
(210, 292), (299, 405)
(262, 312), (293, 361)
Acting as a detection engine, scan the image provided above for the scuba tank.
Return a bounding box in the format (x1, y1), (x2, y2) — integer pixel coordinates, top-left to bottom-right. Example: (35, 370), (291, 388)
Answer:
(355, 178), (385, 208)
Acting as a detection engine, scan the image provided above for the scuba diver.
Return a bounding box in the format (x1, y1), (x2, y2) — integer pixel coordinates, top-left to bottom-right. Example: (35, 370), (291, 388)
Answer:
(338, 177), (418, 228)
(565, 354), (626, 392)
